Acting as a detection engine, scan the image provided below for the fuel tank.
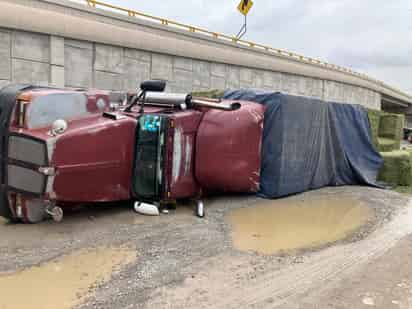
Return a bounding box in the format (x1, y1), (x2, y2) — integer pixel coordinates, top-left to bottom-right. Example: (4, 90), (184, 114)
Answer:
(195, 101), (265, 193)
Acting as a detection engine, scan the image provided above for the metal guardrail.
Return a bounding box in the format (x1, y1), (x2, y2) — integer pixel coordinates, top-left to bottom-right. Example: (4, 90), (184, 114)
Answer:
(82, 0), (410, 99)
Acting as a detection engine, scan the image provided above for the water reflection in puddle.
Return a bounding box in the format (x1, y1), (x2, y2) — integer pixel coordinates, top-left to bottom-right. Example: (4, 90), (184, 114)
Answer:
(227, 196), (372, 255)
(0, 246), (136, 309)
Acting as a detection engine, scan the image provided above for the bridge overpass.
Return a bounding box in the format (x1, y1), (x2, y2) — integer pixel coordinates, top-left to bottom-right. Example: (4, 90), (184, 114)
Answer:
(0, 0), (411, 112)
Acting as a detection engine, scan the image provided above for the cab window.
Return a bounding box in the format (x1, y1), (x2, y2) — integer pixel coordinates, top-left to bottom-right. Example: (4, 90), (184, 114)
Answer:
(26, 93), (90, 129)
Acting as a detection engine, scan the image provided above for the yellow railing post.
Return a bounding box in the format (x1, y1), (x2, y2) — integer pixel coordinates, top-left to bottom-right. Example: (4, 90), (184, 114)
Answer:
(86, 0), (96, 8)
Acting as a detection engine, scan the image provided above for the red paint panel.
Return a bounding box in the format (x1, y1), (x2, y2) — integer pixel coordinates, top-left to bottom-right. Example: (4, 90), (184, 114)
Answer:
(164, 111), (203, 200)
(196, 101), (265, 193)
(52, 116), (137, 202)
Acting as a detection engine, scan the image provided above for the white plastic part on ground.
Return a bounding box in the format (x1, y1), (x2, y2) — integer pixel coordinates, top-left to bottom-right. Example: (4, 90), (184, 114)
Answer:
(134, 202), (160, 216)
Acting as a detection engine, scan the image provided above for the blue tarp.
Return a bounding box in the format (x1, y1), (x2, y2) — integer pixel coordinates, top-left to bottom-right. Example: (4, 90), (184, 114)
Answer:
(223, 90), (383, 198)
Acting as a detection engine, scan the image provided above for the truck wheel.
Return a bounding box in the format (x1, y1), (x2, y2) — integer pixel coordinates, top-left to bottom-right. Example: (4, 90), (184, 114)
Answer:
(6, 217), (19, 224)
(0, 191), (14, 221)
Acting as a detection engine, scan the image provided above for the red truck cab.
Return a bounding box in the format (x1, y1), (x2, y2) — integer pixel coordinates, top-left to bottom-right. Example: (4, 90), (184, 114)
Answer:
(0, 82), (264, 223)
(4, 86), (127, 222)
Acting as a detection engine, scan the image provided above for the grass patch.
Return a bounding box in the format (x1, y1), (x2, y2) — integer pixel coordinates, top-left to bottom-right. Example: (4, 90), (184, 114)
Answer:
(378, 150), (412, 186)
(367, 109), (381, 149)
(367, 109), (404, 152)
(192, 89), (225, 99)
(393, 186), (412, 195)
(379, 114), (404, 150)
(377, 137), (397, 152)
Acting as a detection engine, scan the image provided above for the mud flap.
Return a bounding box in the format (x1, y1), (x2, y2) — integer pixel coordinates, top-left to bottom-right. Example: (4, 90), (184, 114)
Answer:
(0, 84), (41, 220)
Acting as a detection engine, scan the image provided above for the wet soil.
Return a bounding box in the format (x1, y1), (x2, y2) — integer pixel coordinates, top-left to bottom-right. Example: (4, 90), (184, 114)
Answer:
(227, 196), (372, 254)
(0, 247), (135, 309)
(0, 186), (409, 309)
(292, 233), (412, 309)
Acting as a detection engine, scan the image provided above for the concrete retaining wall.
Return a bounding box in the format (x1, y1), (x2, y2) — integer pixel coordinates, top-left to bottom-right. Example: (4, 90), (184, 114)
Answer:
(0, 0), (387, 110)
(0, 28), (381, 110)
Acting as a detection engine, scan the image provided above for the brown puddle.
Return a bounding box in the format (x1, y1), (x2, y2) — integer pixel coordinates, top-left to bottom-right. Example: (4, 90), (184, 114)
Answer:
(227, 196), (372, 255)
(0, 247), (136, 309)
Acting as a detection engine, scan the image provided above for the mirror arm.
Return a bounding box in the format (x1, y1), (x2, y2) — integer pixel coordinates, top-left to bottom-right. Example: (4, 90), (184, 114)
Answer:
(124, 90), (144, 113)
(138, 91), (147, 114)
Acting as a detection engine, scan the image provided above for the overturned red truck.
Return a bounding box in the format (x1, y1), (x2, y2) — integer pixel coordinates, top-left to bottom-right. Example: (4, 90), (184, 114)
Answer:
(0, 82), (264, 223)
(0, 80), (383, 223)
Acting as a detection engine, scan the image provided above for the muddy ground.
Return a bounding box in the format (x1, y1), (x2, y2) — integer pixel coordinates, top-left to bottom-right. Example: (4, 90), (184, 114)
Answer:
(0, 186), (412, 308)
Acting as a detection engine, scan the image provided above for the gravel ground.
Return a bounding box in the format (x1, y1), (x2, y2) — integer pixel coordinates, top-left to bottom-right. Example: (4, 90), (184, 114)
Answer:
(0, 186), (409, 308)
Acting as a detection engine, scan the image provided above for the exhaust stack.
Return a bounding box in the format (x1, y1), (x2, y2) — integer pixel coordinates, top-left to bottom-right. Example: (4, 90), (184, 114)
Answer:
(143, 92), (241, 111)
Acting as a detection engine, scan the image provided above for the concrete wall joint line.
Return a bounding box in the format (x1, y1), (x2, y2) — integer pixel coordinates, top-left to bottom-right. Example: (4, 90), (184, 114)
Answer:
(10, 57), (50, 65)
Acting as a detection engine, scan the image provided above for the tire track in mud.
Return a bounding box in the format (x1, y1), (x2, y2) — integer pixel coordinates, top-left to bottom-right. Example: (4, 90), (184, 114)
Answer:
(146, 203), (412, 309)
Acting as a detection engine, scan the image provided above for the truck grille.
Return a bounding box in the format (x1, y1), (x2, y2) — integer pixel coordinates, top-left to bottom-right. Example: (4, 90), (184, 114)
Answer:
(8, 135), (48, 166)
(7, 164), (46, 195)
(7, 135), (48, 195)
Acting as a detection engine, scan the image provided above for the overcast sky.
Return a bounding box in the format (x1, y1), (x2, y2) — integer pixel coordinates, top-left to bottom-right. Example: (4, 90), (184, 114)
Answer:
(77, 0), (412, 94)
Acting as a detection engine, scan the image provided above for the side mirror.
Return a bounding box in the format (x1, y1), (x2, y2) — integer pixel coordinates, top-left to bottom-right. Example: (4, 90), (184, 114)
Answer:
(140, 80), (166, 92)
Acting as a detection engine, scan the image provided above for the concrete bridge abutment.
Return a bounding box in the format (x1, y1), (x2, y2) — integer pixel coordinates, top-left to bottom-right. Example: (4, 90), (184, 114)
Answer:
(0, 0), (411, 111)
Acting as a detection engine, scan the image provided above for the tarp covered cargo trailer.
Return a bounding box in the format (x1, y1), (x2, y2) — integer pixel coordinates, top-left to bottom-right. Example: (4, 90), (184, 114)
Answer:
(223, 90), (383, 198)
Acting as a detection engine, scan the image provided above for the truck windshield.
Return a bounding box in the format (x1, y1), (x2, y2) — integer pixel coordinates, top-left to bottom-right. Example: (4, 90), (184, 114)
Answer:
(26, 93), (90, 129)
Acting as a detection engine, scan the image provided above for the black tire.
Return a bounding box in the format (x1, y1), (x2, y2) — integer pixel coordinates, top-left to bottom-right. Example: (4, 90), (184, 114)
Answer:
(5, 217), (20, 224)
(0, 189), (14, 221)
